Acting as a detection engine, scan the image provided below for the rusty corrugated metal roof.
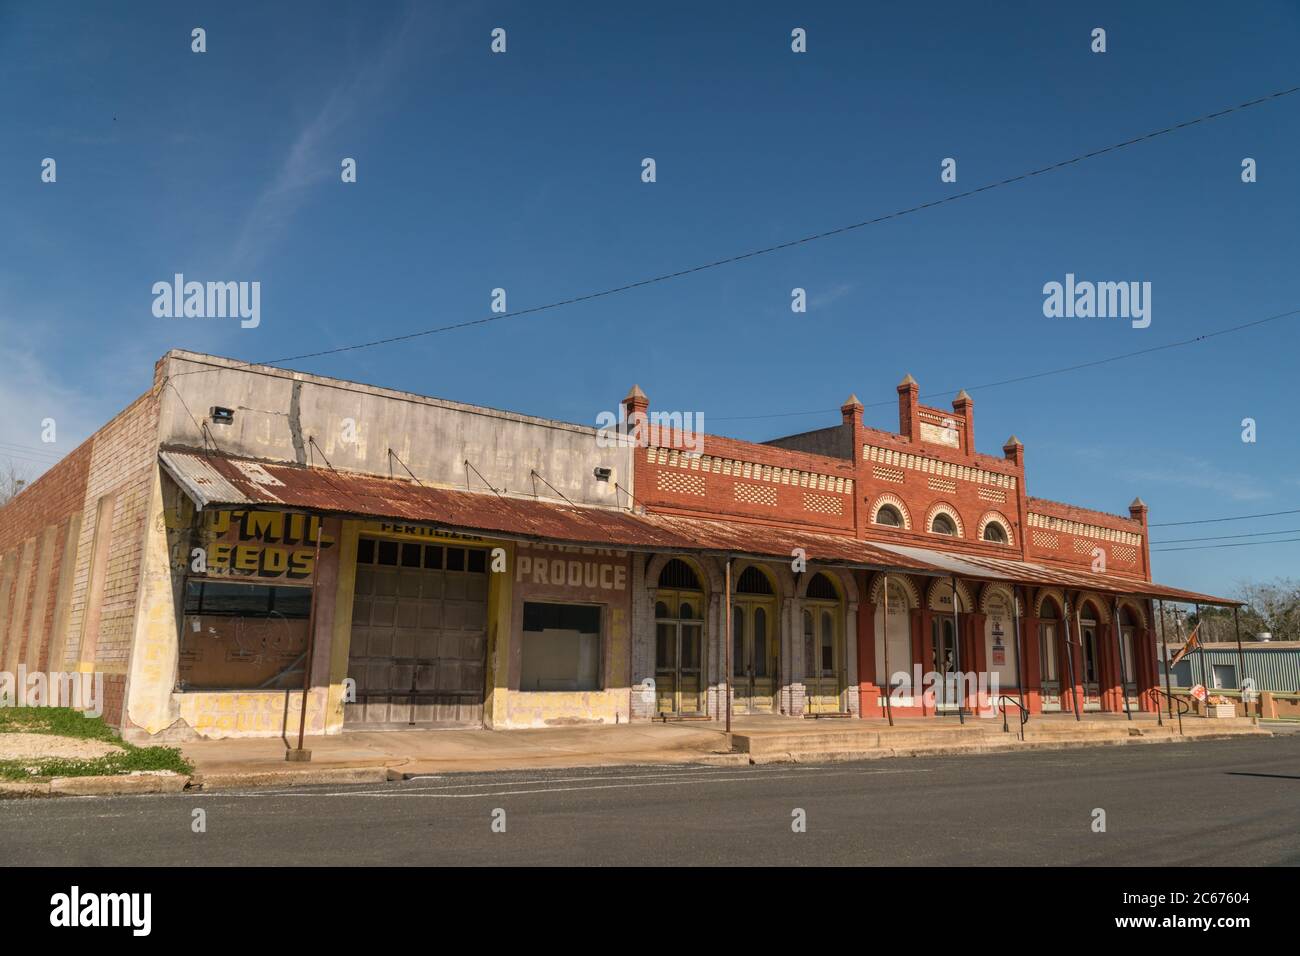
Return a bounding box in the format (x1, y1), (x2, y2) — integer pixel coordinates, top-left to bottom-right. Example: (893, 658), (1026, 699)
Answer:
(158, 449), (1236, 605)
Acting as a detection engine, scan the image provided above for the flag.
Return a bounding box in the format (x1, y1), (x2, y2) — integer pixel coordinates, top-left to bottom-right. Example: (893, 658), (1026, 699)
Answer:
(1169, 623), (1200, 666)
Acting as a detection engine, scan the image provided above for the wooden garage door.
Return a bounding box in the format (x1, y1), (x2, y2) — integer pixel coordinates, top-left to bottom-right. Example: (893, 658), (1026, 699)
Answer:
(346, 538), (488, 727)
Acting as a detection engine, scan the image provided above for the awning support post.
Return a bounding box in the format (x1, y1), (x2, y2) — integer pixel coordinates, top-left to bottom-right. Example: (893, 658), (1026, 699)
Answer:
(1114, 596), (1133, 721)
(1012, 586), (1027, 739)
(1234, 605), (1247, 718)
(1062, 595), (1081, 721)
(287, 520), (324, 762)
(1159, 599), (1180, 734)
(1195, 602), (1208, 714)
(950, 576), (964, 725)
(724, 557), (733, 735)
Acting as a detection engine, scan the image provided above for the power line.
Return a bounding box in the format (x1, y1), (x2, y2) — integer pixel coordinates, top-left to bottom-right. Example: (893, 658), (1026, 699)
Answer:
(1150, 508), (1300, 528)
(1152, 536), (1300, 553)
(171, 83), (1299, 376)
(712, 304), (1300, 420)
(1152, 527), (1300, 545)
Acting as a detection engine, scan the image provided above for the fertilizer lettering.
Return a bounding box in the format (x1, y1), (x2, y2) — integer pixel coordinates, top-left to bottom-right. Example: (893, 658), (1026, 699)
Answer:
(203, 510), (333, 580)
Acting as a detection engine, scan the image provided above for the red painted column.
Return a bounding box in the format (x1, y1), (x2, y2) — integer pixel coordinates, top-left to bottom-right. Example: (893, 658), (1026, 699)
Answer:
(858, 598), (879, 718)
(1022, 613), (1042, 714)
(915, 608), (930, 716)
(968, 612), (987, 712)
(1102, 621), (1122, 713)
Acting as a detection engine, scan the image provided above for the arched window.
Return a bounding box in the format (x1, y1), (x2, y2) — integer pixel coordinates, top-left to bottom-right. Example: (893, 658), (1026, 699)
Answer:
(931, 513), (957, 536)
(736, 566), (774, 595)
(659, 558), (701, 591)
(982, 522), (1007, 543)
(875, 505), (903, 527)
(806, 572), (838, 600)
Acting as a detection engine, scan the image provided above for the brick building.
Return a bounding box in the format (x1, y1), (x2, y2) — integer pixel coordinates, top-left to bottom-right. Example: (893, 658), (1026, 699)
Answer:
(0, 350), (1231, 739)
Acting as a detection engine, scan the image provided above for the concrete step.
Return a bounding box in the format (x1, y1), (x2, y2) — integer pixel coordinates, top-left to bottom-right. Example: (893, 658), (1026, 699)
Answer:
(733, 717), (1269, 757)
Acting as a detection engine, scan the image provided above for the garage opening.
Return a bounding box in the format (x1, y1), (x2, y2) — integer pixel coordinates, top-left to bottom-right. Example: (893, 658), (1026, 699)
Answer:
(346, 536), (489, 727)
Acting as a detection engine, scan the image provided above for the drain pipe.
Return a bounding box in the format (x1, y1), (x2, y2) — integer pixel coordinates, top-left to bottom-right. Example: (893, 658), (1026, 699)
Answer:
(288, 520), (324, 762)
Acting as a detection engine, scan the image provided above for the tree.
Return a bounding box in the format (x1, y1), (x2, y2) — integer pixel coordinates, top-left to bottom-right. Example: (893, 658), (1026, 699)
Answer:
(1234, 578), (1300, 642)
(0, 458), (32, 506)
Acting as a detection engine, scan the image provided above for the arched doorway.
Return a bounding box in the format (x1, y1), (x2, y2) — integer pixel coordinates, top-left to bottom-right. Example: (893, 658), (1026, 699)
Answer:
(1078, 601), (1103, 711)
(732, 564), (778, 714)
(983, 586), (1019, 695)
(654, 558), (706, 716)
(1118, 604), (1140, 707)
(1038, 596), (1063, 712)
(874, 577), (916, 708)
(927, 580), (970, 713)
(802, 572), (845, 714)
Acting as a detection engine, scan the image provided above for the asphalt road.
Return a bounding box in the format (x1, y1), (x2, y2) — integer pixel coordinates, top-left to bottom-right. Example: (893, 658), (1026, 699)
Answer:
(1, 736), (1297, 866)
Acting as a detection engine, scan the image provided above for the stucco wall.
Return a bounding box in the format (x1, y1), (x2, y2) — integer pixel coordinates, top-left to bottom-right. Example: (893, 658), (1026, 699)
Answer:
(156, 351), (631, 510)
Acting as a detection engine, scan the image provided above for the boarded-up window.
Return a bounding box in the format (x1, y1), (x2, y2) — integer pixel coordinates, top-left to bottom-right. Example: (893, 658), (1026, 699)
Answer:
(178, 579), (312, 690)
(520, 602), (601, 692)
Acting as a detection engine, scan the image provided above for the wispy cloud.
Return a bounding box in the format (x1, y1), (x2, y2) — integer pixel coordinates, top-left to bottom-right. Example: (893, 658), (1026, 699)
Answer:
(227, 8), (422, 269)
(1094, 450), (1272, 502)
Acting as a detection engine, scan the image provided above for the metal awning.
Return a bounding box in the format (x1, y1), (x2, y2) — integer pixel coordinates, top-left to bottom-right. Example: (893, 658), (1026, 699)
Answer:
(158, 448), (1236, 605)
(871, 542), (1237, 607)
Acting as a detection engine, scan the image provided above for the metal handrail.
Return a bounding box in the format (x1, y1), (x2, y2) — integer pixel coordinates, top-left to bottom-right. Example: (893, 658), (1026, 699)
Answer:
(996, 695), (1029, 738)
(1146, 687), (1190, 736)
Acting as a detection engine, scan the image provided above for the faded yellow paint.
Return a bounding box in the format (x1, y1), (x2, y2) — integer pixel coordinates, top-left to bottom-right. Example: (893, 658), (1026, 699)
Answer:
(502, 603), (632, 728)
(176, 688), (331, 736)
(323, 520), (360, 733)
(483, 540), (515, 729)
(124, 467), (180, 732)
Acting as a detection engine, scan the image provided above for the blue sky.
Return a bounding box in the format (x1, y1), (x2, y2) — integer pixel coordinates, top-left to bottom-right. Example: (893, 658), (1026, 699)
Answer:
(1, 0), (1297, 597)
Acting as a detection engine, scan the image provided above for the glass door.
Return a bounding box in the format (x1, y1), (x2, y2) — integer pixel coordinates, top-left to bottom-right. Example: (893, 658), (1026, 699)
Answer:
(732, 600), (776, 713)
(930, 617), (958, 712)
(1039, 621), (1061, 712)
(1080, 622), (1102, 711)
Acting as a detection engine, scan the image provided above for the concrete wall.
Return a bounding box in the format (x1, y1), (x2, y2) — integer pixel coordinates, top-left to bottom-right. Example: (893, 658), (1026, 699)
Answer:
(157, 350), (632, 510)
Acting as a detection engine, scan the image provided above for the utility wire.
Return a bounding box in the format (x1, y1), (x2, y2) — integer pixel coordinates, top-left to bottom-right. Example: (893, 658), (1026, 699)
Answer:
(169, 84), (1299, 375)
(1152, 536), (1300, 553)
(1150, 507), (1300, 528)
(1152, 527), (1300, 545)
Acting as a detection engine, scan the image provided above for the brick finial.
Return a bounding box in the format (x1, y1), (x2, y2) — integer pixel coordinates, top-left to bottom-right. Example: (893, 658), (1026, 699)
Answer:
(840, 392), (864, 426)
(1002, 434), (1023, 467)
(1129, 497), (1148, 521)
(897, 374), (919, 439)
(952, 390), (974, 457)
(623, 384), (648, 420)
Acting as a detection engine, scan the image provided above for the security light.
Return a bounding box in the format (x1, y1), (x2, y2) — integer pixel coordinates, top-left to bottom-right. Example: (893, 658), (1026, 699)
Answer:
(593, 466), (612, 481)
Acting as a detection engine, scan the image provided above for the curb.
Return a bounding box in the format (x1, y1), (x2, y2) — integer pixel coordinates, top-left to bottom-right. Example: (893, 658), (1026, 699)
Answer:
(189, 766), (390, 791)
(0, 773), (188, 799)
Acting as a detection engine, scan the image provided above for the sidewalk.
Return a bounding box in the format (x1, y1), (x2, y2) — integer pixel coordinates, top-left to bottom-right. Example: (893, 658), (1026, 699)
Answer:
(183, 721), (741, 787)
(180, 711), (1272, 789)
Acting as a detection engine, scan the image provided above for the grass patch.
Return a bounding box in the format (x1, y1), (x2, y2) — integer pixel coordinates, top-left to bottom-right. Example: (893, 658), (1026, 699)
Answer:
(0, 707), (192, 782)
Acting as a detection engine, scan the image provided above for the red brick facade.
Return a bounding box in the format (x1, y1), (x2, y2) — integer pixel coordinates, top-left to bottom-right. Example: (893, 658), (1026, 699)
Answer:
(629, 375), (1159, 718)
